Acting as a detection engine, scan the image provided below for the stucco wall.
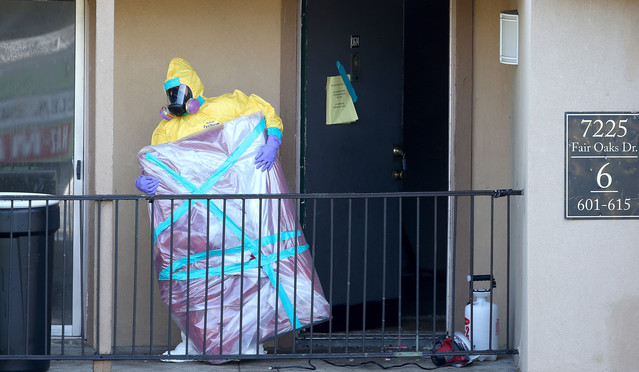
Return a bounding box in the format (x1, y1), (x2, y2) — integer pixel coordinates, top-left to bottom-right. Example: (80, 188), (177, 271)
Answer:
(511, 0), (530, 369)
(114, 0), (282, 196)
(473, 1), (513, 193)
(515, 1), (639, 371)
(468, 0), (514, 347)
(110, 0), (283, 346)
(450, 0), (474, 337)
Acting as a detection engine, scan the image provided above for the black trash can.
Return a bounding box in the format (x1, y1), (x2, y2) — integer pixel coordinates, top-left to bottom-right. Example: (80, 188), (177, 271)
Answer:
(0, 194), (60, 372)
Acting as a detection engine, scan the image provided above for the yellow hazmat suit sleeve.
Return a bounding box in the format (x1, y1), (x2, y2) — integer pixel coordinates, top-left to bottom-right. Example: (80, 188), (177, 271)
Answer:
(151, 58), (283, 145)
(229, 90), (284, 139)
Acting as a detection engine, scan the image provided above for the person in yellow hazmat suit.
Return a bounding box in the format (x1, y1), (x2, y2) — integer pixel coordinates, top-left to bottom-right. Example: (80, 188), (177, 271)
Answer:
(135, 57), (284, 195)
(134, 57), (284, 361)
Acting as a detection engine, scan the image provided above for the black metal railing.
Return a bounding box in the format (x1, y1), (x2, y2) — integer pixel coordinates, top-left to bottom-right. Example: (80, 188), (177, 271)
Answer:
(0, 189), (521, 365)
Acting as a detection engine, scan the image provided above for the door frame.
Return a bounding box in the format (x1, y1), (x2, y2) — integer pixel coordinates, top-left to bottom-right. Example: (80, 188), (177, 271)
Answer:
(296, 0), (470, 334)
(446, 0), (473, 333)
(51, 0), (85, 338)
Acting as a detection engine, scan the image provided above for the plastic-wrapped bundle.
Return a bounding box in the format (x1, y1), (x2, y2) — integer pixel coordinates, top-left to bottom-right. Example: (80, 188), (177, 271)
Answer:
(137, 112), (329, 363)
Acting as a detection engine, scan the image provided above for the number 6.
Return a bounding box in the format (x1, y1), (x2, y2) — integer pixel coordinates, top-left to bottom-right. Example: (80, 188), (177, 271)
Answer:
(597, 163), (612, 189)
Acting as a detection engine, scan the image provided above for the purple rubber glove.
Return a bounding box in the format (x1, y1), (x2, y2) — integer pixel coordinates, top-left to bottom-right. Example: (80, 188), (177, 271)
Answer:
(254, 135), (281, 172)
(135, 175), (159, 195)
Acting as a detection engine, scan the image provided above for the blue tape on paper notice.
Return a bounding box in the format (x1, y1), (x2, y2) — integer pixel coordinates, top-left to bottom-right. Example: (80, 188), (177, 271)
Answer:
(336, 61), (358, 103)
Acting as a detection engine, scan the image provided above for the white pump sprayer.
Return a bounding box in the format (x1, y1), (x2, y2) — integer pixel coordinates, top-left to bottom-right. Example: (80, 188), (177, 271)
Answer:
(464, 275), (499, 361)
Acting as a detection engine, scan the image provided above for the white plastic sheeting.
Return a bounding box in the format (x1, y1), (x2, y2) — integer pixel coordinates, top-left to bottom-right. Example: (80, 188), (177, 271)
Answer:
(137, 112), (329, 363)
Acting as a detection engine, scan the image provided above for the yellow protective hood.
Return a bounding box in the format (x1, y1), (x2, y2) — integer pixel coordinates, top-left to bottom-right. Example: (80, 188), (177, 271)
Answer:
(163, 58), (205, 99)
(152, 57), (284, 146)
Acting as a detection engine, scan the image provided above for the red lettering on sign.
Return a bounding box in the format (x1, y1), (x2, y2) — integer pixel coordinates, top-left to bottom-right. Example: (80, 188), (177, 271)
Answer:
(0, 122), (71, 162)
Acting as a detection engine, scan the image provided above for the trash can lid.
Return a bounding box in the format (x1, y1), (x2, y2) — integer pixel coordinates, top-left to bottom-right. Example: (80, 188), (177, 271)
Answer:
(0, 192), (60, 209)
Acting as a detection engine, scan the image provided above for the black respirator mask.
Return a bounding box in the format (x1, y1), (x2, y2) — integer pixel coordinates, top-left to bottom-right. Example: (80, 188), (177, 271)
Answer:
(160, 84), (201, 120)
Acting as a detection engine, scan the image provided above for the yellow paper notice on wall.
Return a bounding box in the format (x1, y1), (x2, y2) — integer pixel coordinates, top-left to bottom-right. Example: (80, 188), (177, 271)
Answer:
(326, 75), (358, 125)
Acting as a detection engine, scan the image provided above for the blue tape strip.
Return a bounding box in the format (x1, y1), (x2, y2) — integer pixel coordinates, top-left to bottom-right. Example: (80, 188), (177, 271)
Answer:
(336, 61), (358, 103)
(159, 230), (301, 280)
(158, 234), (307, 279)
(267, 126), (283, 140)
(145, 152), (197, 193)
(163, 77), (181, 91)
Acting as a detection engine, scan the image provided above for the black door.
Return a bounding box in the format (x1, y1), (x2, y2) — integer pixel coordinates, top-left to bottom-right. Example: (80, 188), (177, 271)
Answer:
(302, 0), (449, 331)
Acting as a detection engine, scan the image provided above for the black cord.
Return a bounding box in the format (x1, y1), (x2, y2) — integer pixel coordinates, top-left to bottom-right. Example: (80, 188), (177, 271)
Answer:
(269, 359), (317, 370)
(323, 359), (438, 370)
(269, 359), (438, 371)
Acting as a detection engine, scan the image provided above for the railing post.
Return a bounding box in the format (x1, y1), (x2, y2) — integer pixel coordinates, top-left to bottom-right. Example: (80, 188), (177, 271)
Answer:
(94, 201), (114, 371)
(94, 0), (115, 369)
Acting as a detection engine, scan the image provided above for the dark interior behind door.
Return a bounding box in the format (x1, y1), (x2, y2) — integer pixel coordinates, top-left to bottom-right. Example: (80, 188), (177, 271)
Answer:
(401, 0), (450, 319)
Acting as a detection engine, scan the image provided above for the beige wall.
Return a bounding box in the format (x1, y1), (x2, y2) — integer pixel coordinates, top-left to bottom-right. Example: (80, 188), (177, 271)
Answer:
(108, 0), (286, 346)
(450, 0), (516, 343)
(114, 0), (283, 195)
(450, 0), (473, 335)
(468, 0), (515, 348)
(473, 1), (513, 193)
(513, 1), (639, 371)
(510, 0), (530, 369)
(279, 0), (299, 191)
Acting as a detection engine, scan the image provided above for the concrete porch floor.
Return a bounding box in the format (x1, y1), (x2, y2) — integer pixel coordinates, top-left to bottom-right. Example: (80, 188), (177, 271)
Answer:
(48, 355), (518, 371)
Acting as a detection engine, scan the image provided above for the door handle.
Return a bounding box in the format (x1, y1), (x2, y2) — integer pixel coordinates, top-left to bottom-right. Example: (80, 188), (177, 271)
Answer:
(392, 144), (405, 158)
(393, 169), (406, 180)
(392, 145), (406, 181)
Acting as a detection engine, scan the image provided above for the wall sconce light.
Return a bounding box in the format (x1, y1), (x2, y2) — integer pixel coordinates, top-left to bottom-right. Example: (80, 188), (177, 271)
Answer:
(500, 10), (518, 65)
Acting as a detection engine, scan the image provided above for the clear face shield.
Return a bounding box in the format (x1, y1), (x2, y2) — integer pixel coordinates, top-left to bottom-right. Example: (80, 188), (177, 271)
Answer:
(165, 84), (193, 117)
